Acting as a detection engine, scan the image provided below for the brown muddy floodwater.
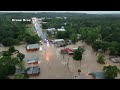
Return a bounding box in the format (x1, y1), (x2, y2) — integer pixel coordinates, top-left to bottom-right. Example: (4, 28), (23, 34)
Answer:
(0, 41), (120, 79)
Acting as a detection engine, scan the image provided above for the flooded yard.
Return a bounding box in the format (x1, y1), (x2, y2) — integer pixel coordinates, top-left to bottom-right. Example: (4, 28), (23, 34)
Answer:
(1, 41), (120, 79)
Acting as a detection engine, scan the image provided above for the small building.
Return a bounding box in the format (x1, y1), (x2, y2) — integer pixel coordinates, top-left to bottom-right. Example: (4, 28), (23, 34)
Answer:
(27, 66), (40, 76)
(57, 29), (66, 31)
(53, 39), (65, 47)
(15, 69), (26, 75)
(89, 72), (106, 79)
(26, 44), (39, 52)
(46, 28), (56, 31)
(61, 26), (64, 29)
(61, 48), (73, 55)
(27, 57), (39, 64)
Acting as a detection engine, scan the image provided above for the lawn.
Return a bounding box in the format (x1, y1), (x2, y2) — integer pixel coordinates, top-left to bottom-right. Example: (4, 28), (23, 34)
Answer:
(25, 24), (36, 36)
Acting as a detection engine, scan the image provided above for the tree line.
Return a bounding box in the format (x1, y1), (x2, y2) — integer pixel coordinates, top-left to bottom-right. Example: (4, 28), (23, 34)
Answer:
(0, 16), (40, 46)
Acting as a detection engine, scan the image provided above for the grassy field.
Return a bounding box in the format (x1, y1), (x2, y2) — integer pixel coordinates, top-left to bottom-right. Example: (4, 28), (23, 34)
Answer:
(25, 24), (36, 36)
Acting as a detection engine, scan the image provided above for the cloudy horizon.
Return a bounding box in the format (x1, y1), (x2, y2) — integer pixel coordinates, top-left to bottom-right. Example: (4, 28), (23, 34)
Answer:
(0, 11), (120, 14)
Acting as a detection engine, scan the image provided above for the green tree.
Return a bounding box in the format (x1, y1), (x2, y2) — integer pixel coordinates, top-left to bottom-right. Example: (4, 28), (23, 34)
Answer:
(73, 47), (84, 61)
(25, 35), (40, 44)
(8, 46), (16, 53)
(97, 54), (105, 64)
(2, 51), (11, 56)
(1, 38), (17, 46)
(103, 65), (120, 79)
(17, 53), (25, 61)
(109, 41), (119, 55)
(92, 41), (109, 52)
(70, 33), (77, 44)
(0, 56), (19, 79)
(17, 35), (24, 41)
(14, 74), (28, 79)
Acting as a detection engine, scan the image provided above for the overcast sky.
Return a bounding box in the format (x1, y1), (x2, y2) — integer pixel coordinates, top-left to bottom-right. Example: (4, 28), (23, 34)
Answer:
(0, 11), (120, 14)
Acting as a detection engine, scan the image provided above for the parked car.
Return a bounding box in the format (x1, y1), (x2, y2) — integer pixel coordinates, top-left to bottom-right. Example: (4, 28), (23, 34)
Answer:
(61, 48), (73, 55)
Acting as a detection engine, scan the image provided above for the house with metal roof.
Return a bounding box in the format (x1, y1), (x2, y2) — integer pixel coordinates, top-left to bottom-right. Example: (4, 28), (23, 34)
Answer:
(26, 44), (39, 52)
(27, 66), (40, 76)
(89, 72), (106, 79)
(27, 57), (39, 64)
(53, 39), (65, 47)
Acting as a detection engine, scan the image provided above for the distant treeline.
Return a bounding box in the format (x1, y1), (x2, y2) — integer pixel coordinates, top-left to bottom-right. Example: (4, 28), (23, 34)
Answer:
(0, 15), (40, 46)
(1, 12), (120, 18)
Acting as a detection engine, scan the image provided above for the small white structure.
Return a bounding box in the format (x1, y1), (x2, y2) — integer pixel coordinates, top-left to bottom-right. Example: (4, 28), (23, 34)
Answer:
(43, 22), (48, 24)
(61, 26), (64, 29)
(46, 28), (56, 31)
(57, 29), (66, 31)
(64, 23), (67, 25)
(56, 17), (62, 19)
(64, 17), (67, 19)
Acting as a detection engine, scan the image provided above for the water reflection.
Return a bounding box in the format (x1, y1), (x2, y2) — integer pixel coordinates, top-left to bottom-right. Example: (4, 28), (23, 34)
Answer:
(45, 53), (50, 62)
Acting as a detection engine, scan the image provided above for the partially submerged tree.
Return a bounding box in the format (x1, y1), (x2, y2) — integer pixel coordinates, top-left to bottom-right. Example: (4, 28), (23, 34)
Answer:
(103, 65), (120, 79)
(8, 46), (16, 53)
(97, 54), (105, 64)
(0, 56), (19, 79)
(73, 47), (84, 61)
(17, 53), (25, 61)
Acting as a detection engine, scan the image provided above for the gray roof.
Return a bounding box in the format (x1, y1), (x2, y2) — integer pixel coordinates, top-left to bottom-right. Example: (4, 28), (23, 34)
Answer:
(27, 57), (39, 63)
(27, 66), (40, 75)
(15, 69), (26, 75)
(91, 72), (106, 79)
(27, 44), (39, 49)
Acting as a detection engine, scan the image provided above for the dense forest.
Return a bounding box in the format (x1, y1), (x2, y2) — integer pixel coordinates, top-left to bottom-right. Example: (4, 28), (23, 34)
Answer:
(0, 14), (40, 46)
(41, 13), (120, 56)
(1, 12), (120, 55)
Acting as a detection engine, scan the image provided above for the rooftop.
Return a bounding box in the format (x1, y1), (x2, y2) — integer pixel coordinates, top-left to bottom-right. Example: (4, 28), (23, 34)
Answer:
(27, 66), (40, 75)
(54, 39), (64, 42)
(57, 29), (66, 31)
(27, 57), (39, 63)
(27, 44), (39, 49)
(90, 72), (106, 79)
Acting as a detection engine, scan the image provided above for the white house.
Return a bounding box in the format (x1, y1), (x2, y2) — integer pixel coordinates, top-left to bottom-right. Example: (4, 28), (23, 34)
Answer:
(57, 28), (66, 31)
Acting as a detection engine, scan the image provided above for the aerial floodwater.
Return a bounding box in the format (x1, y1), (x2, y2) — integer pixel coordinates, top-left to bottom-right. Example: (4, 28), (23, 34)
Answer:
(1, 11), (120, 79)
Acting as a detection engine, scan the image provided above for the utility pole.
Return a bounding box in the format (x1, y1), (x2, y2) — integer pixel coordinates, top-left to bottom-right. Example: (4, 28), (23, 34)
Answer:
(67, 57), (72, 79)
(78, 60), (81, 75)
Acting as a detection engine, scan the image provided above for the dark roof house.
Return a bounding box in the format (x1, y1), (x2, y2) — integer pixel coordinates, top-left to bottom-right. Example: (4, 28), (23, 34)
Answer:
(15, 69), (26, 75)
(27, 66), (40, 75)
(27, 57), (39, 64)
(89, 72), (106, 79)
